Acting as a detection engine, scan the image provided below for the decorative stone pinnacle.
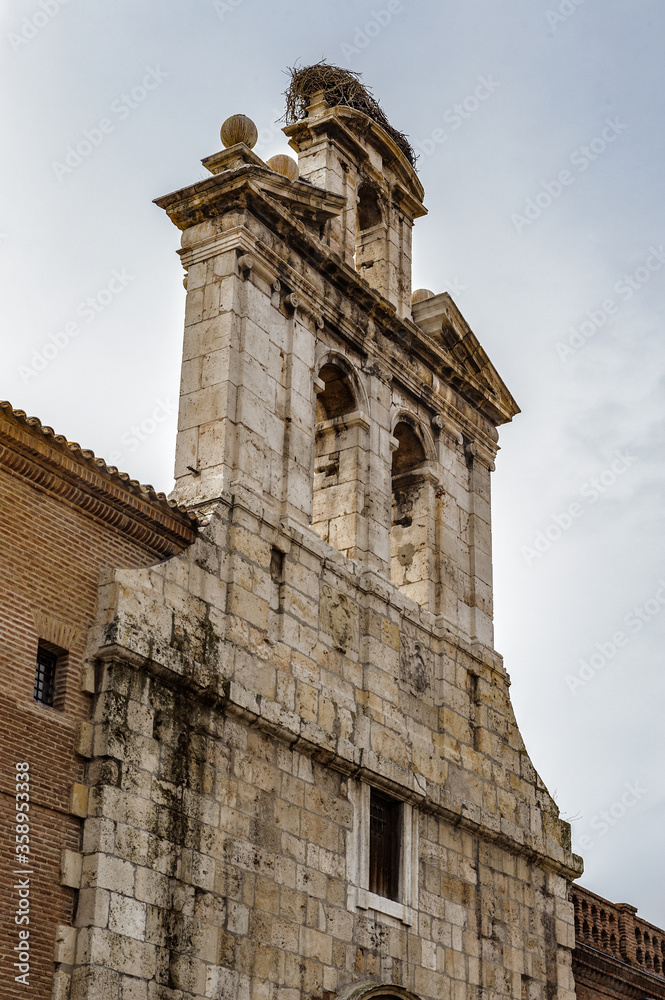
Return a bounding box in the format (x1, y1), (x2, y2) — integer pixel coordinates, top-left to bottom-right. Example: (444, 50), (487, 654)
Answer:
(220, 114), (258, 149)
(266, 154), (299, 181)
(412, 288), (435, 304)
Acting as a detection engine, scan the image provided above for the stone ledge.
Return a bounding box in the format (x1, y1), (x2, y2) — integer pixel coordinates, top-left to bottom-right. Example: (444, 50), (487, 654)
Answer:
(221, 678), (582, 880)
(60, 849), (83, 889)
(54, 924), (76, 966)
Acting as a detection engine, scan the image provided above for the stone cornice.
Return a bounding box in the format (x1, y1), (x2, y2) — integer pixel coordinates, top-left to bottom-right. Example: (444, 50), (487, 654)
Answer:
(154, 164), (347, 231)
(91, 635), (582, 881)
(0, 404), (197, 558)
(175, 223), (506, 459)
(283, 105), (426, 219)
(573, 943), (665, 1000)
(155, 170), (518, 431)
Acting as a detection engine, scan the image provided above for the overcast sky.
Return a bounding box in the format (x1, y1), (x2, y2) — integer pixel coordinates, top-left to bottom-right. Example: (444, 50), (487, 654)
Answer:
(2, 0), (663, 927)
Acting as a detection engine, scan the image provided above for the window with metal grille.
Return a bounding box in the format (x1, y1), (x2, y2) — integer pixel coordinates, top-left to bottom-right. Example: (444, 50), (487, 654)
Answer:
(34, 644), (58, 706)
(369, 789), (401, 901)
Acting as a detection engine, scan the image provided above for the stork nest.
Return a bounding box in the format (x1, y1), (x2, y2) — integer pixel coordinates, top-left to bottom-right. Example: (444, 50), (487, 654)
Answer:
(283, 61), (416, 167)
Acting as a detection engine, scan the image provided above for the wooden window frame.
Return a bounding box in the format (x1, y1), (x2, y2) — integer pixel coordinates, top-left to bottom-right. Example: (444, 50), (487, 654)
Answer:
(369, 788), (401, 900)
(347, 780), (418, 925)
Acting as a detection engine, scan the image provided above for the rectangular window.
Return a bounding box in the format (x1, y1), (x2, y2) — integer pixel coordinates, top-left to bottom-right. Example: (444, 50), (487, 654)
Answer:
(369, 788), (401, 901)
(34, 644), (58, 706)
(350, 780), (417, 925)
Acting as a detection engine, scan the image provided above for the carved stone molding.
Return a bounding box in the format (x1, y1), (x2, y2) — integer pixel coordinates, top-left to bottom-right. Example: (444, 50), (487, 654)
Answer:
(0, 440), (195, 558)
(465, 439), (496, 472)
(399, 635), (433, 695)
(320, 583), (358, 653)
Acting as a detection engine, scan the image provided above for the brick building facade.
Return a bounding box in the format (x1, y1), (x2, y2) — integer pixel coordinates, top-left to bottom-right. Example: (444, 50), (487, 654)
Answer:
(0, 403), (196, 998)
(0, 71), (662, 1000)
(572, 885), (665, 1000)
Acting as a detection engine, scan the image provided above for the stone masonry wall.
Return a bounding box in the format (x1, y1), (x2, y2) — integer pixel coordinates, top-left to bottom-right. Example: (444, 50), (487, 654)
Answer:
(62, 490), (581, 1000)
(168, 211), (496, 643)
(57, 103), (580, 1000)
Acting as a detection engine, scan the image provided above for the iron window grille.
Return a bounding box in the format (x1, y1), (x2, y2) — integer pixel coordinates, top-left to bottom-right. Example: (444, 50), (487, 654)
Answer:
(34, 644), (58, 706)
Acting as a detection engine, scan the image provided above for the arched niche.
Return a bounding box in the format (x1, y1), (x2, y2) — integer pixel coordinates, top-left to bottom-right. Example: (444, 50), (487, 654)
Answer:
(390, 415), (438, 609)
(316, 361), (358, 423)
(336, 982), (424, 1000)
(392, 420), (428, 477)
(311, 356), (370, 560)
(357, 182), (383, 231)
(355, 180), (388, 288)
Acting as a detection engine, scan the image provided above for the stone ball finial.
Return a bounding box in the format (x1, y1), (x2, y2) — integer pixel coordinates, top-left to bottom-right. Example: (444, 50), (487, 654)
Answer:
(266, 154), (299, 182)
(412, 288), (435, 304)
(220, 114), (258, 149)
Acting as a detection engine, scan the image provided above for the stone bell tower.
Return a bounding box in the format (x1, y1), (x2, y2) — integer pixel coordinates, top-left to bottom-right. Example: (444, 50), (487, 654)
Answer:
(71, 67), (581, 1000)
(156, 83), (519, 637)
(283, 90), (427, 320)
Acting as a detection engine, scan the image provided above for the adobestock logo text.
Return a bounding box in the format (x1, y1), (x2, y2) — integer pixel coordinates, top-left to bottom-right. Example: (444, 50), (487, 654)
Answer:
(576, 781), (648, 852)
(566, 580), (665, 694)
(107, 398), (178, 471)
(340, 1), (403, 61)
(556, 245), (665, 361)
(8, 0), (72, 53)
(413, 76), (501, 158)
(52, 67), (168, 180)
(546, 0), (587, 33)
(18, 269), (133, 383)
(512, 118), (628, 233)
(522, 451), (637, 566)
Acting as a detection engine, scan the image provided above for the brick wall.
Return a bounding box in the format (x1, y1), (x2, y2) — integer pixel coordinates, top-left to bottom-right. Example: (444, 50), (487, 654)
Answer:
(0, 458), (190, 1000)
(572, 884), (665, 1000)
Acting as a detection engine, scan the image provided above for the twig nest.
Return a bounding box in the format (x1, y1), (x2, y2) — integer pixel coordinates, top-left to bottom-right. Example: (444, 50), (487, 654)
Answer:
(412, 288), (435, 304)
(266, 154), (299, 181)
(220, 114), (258, 149)
(284, 61), (416, 167)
